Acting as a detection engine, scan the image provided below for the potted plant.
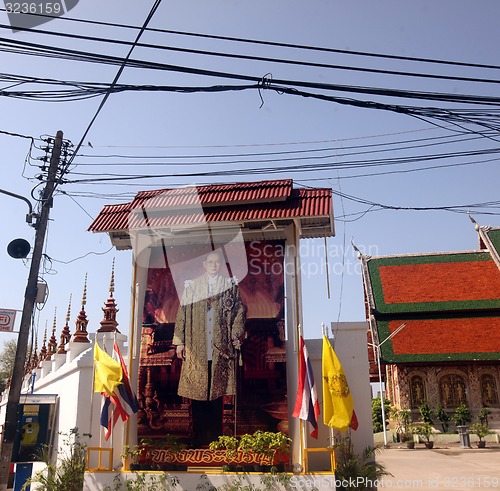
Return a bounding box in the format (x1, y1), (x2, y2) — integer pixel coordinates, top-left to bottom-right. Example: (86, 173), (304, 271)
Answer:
(435, 404), (450, 433)
(397, 408), (412, 443)
(414, 423), (435, 449)
(333, 436), (392, 487)
(238, 431), (291, 471)
(404, 426), (416, 449)
(469, 422), (493, 448)
(209, 435), (240, 471)
(153, 435), (188, 471)
(418, 401), (433, 425)
(478, 407), (491, 425)
(121, 440), (149, 471)
(452, 403), (472, 427)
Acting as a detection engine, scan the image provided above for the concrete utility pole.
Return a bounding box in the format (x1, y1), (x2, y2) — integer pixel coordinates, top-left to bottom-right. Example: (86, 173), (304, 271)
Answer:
(0, 131), (63, 490)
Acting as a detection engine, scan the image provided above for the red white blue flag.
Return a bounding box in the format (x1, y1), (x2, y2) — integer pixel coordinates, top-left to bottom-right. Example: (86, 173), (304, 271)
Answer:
(100, 395), (113, 441)
(113, 341), (139, 417)
(95, 340), (139, 441)
(292, 335), (321, 438)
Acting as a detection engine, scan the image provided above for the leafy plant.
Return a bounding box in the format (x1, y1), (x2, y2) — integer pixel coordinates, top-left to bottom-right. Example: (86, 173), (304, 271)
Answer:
(435, 404), (450, 433)
(22, 427), (89, 491)
(238, 431), (291, 465)
(468, 422), (493, 442)
(452, 403), (472, 427)
(209, 435), (240, 460)
(418, 401), (433, 424)
(333, 437), (392, 490)
(478, 407), (491, 425)
(391, 408), (412, 440)
(120, 440), (149, 465)
(371, 398), (390, 434)
(412, 422), (434, 442)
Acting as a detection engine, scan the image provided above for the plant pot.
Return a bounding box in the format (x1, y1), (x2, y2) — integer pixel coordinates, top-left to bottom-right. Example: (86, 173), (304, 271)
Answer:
(477, 441), (486, 449)
(424, 441), (434, 449)
(406, 441), (415, 449)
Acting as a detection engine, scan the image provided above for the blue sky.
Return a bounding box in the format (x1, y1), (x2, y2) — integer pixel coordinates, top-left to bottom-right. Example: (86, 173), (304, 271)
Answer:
(1, 0), (499, 346)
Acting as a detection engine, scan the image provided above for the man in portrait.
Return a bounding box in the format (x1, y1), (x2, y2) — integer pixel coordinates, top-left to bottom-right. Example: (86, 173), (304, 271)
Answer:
(173, 249), (246, 446)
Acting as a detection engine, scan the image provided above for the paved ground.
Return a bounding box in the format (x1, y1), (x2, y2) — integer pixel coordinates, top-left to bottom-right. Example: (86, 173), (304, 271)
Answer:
(375, 443), (500, 491)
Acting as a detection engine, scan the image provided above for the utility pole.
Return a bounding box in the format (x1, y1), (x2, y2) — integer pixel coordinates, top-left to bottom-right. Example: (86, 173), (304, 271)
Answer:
(0, 130), (63, 490)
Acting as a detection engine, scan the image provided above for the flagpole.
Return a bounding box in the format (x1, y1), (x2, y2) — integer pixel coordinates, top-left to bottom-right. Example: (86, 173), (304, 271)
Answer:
(296, 323), (307, 472)
(124, 257), (139, 456)
(89, 339), (95, 446)
(122, 244), (140, 473)
(96, 337), (103, 450)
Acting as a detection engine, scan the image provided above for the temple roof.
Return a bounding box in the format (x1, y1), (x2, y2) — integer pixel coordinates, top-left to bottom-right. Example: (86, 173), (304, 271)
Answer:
(362, 225), (500, 364)
(88, 179), (334, 249)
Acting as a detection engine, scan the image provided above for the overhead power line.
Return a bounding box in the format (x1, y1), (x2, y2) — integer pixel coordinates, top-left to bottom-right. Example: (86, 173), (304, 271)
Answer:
(61, 0), (164, 174)
(1, 23), (500, 86)
(2, 8), (500, 72)
(3, 73), (500, 108)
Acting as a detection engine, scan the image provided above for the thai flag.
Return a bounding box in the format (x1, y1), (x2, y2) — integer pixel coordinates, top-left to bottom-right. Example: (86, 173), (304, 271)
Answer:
(112, 341), (139, 417)
(100, 395), (113, 441)
(292, 335), (321, 439)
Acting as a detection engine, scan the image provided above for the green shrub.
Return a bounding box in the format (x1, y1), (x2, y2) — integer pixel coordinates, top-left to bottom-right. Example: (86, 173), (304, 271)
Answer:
(452, 404), (472, 427)
(371, 398), (390, 433)
(23, 428), (89, 491)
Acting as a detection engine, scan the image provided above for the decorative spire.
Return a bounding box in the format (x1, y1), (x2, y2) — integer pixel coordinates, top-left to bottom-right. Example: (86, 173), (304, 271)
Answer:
(98, 259), (120, 333)
(39, 322), (48, 362)
(110, 258), (115, 296)
(57, 295), (72, 354)
(73, 274), (90, 343)
(47, 308), (58, 359)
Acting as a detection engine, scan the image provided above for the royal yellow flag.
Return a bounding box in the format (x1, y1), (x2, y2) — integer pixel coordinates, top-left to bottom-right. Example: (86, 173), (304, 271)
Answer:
(93, 342), (122, 395)
(322, 334), (355, 432)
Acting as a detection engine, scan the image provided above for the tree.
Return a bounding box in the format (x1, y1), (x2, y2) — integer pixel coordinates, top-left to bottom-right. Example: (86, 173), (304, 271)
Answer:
(0, 339), (19, 394)
(418, 401), (433, 424)
(371, 398), (391, 434)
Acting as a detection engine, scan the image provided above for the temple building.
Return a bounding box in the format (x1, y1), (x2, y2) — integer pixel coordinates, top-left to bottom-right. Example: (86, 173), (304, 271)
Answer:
(361, 223), (500, 427)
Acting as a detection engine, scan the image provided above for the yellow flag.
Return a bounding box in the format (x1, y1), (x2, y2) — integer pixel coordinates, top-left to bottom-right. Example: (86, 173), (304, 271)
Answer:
(322, 334), (354, 432)
(93, 342), (122, 395)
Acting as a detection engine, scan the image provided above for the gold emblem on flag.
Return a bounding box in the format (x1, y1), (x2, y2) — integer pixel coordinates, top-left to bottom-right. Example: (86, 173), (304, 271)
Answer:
(325, 374), (350, 398)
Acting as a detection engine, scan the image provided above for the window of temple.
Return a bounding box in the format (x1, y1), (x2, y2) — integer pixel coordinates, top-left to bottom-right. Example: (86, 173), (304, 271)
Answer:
(480, 374), (499, 407)
(439, 373), (468, 408)
(409, 375), (426, 408)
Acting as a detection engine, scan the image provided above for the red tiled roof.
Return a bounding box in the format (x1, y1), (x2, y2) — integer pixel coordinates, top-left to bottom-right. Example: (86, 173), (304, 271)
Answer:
(363, 239), (500, 363)
(379, 260), (500, 304)
(376, 317), (500, 363)
(132, 179), (293, 207)
(388, 318), (500, 355)
(89, 180), (332, 233)
(365, 252), (500, 314)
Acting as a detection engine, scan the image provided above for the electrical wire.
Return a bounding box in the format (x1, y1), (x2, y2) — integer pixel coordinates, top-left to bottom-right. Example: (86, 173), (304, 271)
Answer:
(72, 131), (494, 163)
(3, 71), (500, 107)
(46, 246), (114, 265)
(61, 0), (164, 175)
(2, 8), (500, 72)
(2, 22), (500, 86)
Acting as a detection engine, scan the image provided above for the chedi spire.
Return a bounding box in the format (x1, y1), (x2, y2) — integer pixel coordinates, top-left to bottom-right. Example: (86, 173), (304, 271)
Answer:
(57, 295), (72, 354)
(73, 274), (90, 343)
(98, 259), (120, 333)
